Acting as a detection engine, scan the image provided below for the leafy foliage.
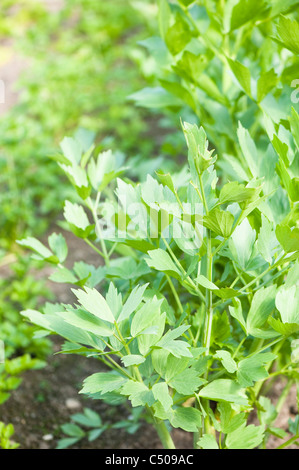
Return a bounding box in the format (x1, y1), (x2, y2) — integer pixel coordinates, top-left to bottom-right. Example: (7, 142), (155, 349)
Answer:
(20, 112), (299, 448)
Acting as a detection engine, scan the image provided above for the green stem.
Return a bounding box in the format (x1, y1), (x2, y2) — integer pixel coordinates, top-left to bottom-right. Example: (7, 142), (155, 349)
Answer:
(166, 274), (184, 314)
(87, 195), (110, 266)
(276, 434), (299, 450)
(153, 418), (176, 449)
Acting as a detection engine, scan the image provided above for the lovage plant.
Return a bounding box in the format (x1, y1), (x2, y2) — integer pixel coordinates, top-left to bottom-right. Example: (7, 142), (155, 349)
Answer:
(19, 116), (299, 449)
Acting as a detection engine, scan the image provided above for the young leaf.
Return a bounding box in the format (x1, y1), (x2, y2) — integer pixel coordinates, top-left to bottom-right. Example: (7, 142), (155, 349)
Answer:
(198, 379), (248, 405)
(80, 373), (127, 395)
(276, 224), (299, 253)
(214, 350), (237, 374)
(203, 208), (234, 238)
(198, 434), (219, 449)
(72, 287), (115, 324)
(246, 286), (277, 334)
(145, 249), (181, 279)
(226, 423), (265, 449)
(152, 382), (173, 411)
(275, 286), (299, 324)
(237, 353), (276, 387)
(257, 69), (278, 103)
(228, 58), (252, 98)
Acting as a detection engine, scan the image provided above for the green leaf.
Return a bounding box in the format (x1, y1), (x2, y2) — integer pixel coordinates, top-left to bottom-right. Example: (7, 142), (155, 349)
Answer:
(198, 434), (219, 449)
(195, 274), (219, 291)
(230, 0), (269, 31)
(203, 208), (234, 238)
(229, 218), (256, 270)
(257, 214), (278, 264)
(237, 352), (276, 387)
(237, 122), (258, 178)
(218, 402), (246, 434)
(275, 286), (299, 324)
(171, 407), (202, 432)
(145, 249), (181, 279)
(198, 379), (248, 405)
(165, 14), (192, 56)
(121, 355), (145, 367)
(59, 309), (114, 337)
(61, 423), (85, 438)
(156, 325), (192, 358)
(228, 58), (252, 97)
(80, 373), (127, 395)
(219, 181), (258, 205)
(128, 87), (182, 109)
(182, 122), (216, 176)
(56, 437), (81, 449)
(214, 350), (237, 374)
(131, 297), (163, 337)
(274, 15), (299, 55)
(229, 298), (247, 334)
(17, 237), (57, 263)
(246, 286), (277, 333)
(159, 79), (196, 112)
(276, 224), (299, 253)
(257, 69), (278, 103)
(72, 287), (115, 324)
(173, 51), (208, 84)
(157, 0), (171, 41)
(48, 233), (68, 263)
(120, 381), (155, 407)
(63, 201), (93, 238)
(72, 408), (102, 428)
(226, 423), (265, 449)
(168, 368), (205, 395)
(60, 136), (82, 165)
(118, 284), (148, 322)
(152, 382), (173, 411)
(49, 267), (78, 284)
(268, 317), (299, 336)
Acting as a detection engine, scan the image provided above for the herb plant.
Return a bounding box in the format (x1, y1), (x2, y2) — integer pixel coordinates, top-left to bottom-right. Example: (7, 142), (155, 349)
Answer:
(20, 114), (299, 448)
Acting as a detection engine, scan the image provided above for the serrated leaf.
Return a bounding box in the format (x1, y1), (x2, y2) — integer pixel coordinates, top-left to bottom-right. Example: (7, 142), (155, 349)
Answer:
(226, 423), (265, 449)
(228, 58), (252, 97)
(170, 407), (202, 432)
(168, 368), (205, 395)
(275, 286), (299, 324)
(48, 233), (68, 263)
(118, 284), (148, 322)
(274, 15), (299, 55)
(276, 224), (299, 253)
(246, 286), (277, 333)
(214, 350), (237, 373)
(195, 274), (219, 290)
(145, 249), (181, 279)
(257, 214), (278, 264)
(72, 287), (115, 323)
(203, 208), (234, 238)
(198, 434), (219, 449)
(257, 69), (278, 103)
(237, 352), (276, 387)
(121, 355), (145, 367)
(198, 379), (248, 405)
(80, 373), (127, 395)
(152, 382), (173, 411)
